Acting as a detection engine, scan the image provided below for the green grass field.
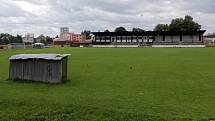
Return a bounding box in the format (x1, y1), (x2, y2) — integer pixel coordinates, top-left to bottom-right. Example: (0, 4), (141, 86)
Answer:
(1, 48), (215, 121)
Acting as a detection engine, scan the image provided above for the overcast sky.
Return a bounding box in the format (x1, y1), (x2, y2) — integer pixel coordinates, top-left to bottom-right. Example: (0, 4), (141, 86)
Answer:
(0, 0), (214, 37)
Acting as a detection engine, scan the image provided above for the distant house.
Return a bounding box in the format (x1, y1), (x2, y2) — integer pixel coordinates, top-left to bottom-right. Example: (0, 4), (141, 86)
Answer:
(70, 33), (86, 43)
(59, 32), (86, 42)
(55, 33), (87, 46)
(53, 38), (67, 46)
(36, 34), (46, 43)
(204, 36), (215, 46)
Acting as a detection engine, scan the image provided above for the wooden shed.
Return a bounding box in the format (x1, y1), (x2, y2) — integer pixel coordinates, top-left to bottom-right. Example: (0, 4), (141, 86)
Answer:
(9, 54), (70, 83)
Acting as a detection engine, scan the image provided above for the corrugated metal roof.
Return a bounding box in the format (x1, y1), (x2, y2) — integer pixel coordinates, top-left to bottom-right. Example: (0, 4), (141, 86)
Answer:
(9, 54), (70, 60)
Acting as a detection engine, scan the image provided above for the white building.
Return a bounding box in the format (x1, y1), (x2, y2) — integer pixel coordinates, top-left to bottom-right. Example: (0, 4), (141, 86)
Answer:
(22, 33), (34, 43)
(204, 37), (215, 46)
(60, 27), (70, 41)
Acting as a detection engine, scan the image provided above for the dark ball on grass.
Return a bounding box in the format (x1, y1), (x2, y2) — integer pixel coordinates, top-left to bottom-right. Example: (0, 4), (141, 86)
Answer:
(130, 66), (133, 70)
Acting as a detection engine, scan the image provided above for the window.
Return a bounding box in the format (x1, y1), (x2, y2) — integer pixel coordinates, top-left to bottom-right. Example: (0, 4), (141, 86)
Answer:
(127, 36), (131, 42)
(117, 36), (121, 40)
(106, 36), (111, 42)
(101, 36), (105, 40)
(163, 36), (165, 41)
(122, 36), (126, 40)
(180, 35), (182, 42)
(106, 36), (110, 40)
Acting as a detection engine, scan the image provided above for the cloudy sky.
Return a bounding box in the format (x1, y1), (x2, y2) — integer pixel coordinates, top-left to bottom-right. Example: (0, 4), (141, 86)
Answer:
(0, 0), (214, 37)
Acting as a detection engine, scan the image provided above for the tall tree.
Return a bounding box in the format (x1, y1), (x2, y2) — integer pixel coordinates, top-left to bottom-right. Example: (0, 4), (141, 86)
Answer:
(154, 15), (201, 31)
(115, 26), (127, 32)
(154, 24), (169, 31)
(132, 28), (145, 32)
(169, 15), (201, 31)
(169, 18), (184, 31)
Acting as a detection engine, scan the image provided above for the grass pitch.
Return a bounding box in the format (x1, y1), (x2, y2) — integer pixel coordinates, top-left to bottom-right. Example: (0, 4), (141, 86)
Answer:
(0, 48), (215, 121)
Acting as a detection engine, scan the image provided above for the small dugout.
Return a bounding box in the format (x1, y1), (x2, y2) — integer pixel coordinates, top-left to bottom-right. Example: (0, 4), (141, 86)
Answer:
(9, 54), (70, 83)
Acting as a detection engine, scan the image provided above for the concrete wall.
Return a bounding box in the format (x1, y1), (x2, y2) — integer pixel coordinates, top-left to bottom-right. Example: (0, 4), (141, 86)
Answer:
(154, 36), (163, 42)
(193, 35), (200, 42)
(152, 45), (205, 48)
(182, 35), (192, 42)
(93, 45), (139, 48)
(173, 36), (180, 42)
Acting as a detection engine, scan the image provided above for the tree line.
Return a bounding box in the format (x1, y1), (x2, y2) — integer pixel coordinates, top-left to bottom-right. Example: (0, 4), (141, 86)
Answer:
(103, 27), (145, 33)
(206, 33), (215, 38)
(0, 33), (22, 45)
(101, 15), (201, 32)
(0, 33), (54, 45)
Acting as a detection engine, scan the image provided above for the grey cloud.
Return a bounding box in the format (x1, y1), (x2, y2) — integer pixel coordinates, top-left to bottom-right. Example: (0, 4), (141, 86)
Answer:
(0, 0), (31, 17)
(0, 0), (215, 36)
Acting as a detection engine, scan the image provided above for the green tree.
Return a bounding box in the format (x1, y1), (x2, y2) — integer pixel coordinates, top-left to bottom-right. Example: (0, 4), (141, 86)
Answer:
(46, 36), (53, 44)
(16, 35), (23, 43)
(104, 29), (110, 32)
(82, 30), (91, 39)
(0, 33), (11, 44)
(169, 18), (184, 31)
(154, 24), (169, 31)
(154, 15), (201, 31)
(169, 15), (201, 31)
(0, 33), (23, 44)
(55, 35), (59, 38)
(115, 26), (127, 32)
(132, 28), (145, 32)
(1, 34), (9, 44)
(9, 36), (16, 43)
(183, 15), (201, 31)
(36, 34), (46, 44)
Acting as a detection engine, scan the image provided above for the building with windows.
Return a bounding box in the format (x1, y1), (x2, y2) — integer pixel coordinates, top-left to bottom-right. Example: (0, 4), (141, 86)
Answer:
(36, 34), (46, 43)
(54, 29), (87, 46)
(204, 36), (215, 46)
(58, 27), (87, 43)
(70, 33), (86, 43)
(58, 32), (86, 42)
(22, 33), (34, 44)
(91, 31), (206, 47)
(60, 27), (69, 34)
